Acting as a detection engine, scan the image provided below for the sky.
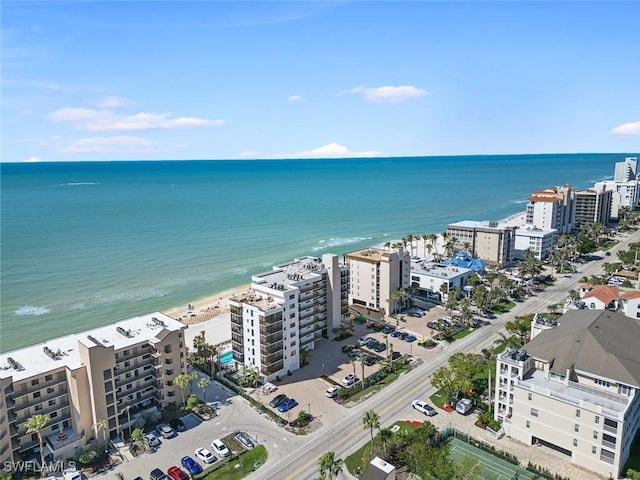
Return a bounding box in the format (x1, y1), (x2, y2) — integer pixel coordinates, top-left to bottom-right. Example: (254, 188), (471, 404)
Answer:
(2, 1), (639, 162)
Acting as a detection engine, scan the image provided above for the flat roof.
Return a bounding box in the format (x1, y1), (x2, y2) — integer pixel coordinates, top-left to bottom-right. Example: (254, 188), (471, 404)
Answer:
(447, 220), (512, 231)
(0, 312), (185, 382)
(251, 255), (330, 290)
(410, 260), (472, 279)
(344, 247), (388, 262)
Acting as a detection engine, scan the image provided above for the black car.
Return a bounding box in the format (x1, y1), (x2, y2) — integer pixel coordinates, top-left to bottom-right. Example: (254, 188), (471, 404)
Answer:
(269, 394), (288, 408)
(363, 355), (376, 366)
(382, 324), (396, 334)
(373, 343), (387, 353)
(169, 418), (186, 432)
(391, 351), (402, 361)
(341, 344), (356, 353)
(149, 469), (170, 480)
(366, 338), (379, 349)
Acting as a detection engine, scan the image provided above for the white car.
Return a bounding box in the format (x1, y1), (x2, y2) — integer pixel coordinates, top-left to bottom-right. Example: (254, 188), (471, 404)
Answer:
(412, 399), (437, 416)
(144, 432), (161, 447)
(325, 385), (340, 398)
(194, 447), (216, 464)
(157, 423), (176, 439)
(356, 336), (371, 346)
(211, 438), (230, 457)
(342, 373), (358, 386)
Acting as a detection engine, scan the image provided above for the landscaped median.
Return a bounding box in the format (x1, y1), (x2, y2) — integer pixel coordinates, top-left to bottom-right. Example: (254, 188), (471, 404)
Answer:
(193, 444), (267, 480)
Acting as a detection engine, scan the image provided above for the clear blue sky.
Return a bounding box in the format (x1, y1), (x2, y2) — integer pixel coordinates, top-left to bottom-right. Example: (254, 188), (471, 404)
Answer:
(2, 1), (639, 162)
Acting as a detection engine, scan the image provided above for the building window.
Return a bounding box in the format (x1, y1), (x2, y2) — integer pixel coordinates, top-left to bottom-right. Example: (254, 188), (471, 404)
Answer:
(106, 393), (114, 404)
(290, 341), (296, 347)
(594, 378), (611, 388)
(34, 405), (42, 411)
(574, 424), (579, 433)
(45, 374), (53, 381)
(103, 369), (112, 380)
(51, 412), (58, 418)
(526, 421), (530, 428)
(619, 384), (631, 396)
(528, 392), (532, 401)
(576, 409), (580, 417)
(530, 408), (538, 417)
(290, 332), (295, 338)
(31, 379), (39, 386)
(592, 446), (597, 454)
(48, 399), (56, 406)
(291, 350), (297, 356)
(47, 387), (55, 394)
(290, 313), (295, 318)
(573, 439), (578, 447)
(593, 431), (598, 439)
(126, 384), (132, 390)
(595, 415), (600, 424)
(33, 392), (41, 399)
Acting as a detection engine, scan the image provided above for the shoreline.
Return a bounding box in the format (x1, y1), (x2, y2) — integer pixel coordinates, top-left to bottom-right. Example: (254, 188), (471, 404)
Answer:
(167, 211), (528, 333)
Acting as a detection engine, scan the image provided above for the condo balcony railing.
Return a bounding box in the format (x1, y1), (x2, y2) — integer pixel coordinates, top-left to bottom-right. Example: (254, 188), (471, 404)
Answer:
(262, 361), (284, 376)
(260, 332), (284, 344)
(46, 429), (84, 451)
(259, 323), (282, 335)
(261, 342), (283, 355)
(232, 351), (244, 363)
(11, 376), (67, 399)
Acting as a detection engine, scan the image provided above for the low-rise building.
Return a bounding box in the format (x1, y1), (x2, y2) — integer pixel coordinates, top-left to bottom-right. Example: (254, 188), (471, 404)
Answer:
(409, 259), (473, 303)
(514, 225), (557, 260)
(229, 254), (348, 381)
(0, 313), (187, 465)
(494, 310), (640, 479)
(446, 221), (516, 268)
(344, 247), (410, 315)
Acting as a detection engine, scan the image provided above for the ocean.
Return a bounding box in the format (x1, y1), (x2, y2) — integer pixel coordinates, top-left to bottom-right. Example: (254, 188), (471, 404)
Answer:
(0, 153), (625, 351)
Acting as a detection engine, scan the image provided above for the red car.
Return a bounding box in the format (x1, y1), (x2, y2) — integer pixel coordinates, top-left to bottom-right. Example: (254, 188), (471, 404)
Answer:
(167, 466), (188, 480)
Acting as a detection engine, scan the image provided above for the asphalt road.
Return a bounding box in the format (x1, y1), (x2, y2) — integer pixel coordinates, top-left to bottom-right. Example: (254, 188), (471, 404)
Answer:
(250, 230), (640, 480)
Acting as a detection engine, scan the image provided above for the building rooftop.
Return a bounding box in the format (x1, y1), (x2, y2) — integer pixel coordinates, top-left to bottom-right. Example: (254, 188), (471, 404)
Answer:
(441, 251), (486, 272)
(251, 255), (330, 291)
(344, 247), (390, 262)
(410, 260), (472, 279)
(524, 310), (640, 387)
(515, 225), (557, 237)
(447, 220), (513, 231)
(0, 312), (185, 382)
(582, 285), (621, 305)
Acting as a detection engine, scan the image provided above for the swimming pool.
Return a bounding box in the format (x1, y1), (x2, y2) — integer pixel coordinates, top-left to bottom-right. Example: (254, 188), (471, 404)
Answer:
(219, 351), (233, 364)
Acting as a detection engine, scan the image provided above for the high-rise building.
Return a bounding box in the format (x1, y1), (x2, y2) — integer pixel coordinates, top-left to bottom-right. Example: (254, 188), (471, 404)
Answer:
(525, 185), (576, 233)
(446, 221), (516, 267)
(229, 254), (348, 381)
(595, 157), (640, 219)
(0, 313), (187, 465)
(494, 310), (640, 479)
(343, 247), (410, 315)
(574, 185), (613, 228)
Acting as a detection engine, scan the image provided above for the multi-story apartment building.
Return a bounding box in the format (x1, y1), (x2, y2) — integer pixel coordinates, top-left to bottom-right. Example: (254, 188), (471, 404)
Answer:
(494, 310), (640, 479)
(595, 157), (640, 219)
(229, 254), (348, 381)
(0, 313), (187, 465)
(409, 259), (473, 303)
(344, 247), (410, 315)
(574, 186), (613, 228)
(525, 185), (576, 234)
(446, 221), (516, 268)
(514, 225), (556, 260)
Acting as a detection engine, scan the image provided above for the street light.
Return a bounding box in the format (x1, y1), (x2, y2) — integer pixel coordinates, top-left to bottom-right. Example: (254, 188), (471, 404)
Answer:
(308, 403), (311, 416)
(322, 363), (325, 377)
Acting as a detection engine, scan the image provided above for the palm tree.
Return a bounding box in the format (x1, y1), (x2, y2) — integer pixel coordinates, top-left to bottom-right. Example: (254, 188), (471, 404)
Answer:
(26, 414), (50, 476)
(360, 358), (366, 390)
(93, 417), (108, 447)
(318, 451), (343, 480)
(362, 410), (380, 459)
(198, 377), (211, 403)
(130, 427), (145, 450)
(239, 367), (260, 388)
(383, 240), (391, 250)
(428, 233), (439, 259)
(478, 348), (496, 410)
(174, 373), (193, 406)
(119, 402), (133, 436)
(378, 427), (393, 458)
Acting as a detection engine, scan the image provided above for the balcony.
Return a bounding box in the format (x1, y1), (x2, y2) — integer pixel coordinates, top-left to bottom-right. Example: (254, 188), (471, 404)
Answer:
(259, 323), (282, 335)
(45, 429), (84, 453)
(232, 351), (244, 363)
(261, 342), (283, 355)
(262, 361), (284, 376)
(260, 332), (283, 344)
(11, 376), (67, 399)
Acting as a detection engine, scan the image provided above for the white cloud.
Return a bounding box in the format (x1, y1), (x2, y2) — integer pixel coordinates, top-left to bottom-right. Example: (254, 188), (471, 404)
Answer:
(61, 136), (161, 154)
(48, 107), (224, 131)
(95, 96), (132, 108)
(345, 85), (428, 103)
(288, 95), (304, 102)
(238, 150), (258, 158)
(25, 156), (40, 162)
(273, 142), (381, 159)
(611, 121), (640, 137)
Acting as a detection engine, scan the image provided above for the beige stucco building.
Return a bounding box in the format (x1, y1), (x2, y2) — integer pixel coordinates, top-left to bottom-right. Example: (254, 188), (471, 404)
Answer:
(344, 247), (410, 315)
(229, 254), (348, 381)
(494, 310), (640, 478)
(446, 221), (516, 268)
(0, 313), (187, 465)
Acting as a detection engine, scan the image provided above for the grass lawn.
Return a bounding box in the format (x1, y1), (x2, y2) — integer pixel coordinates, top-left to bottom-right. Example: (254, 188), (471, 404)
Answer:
(345, 364), (410, 403)
(453, 328), (474, 340)
(601, 240), (620, 251)
(492, 300), (515, 314)
(492, 343), (506, 354)
(430, 389), (448, 409)
(201, 445), (267, 480)
(345, 421), (419, 477)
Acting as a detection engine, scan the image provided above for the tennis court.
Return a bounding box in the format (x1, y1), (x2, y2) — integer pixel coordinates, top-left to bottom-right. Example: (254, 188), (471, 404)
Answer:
(449, 437), (537, 480)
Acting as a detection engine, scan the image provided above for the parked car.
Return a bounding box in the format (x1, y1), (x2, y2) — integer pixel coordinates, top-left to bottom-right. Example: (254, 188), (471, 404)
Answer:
(366, 338), (379, 349)
(61, 470), (84, 480)
(170, 418), (186, 432)
(341, 344), (356, 353)
(157, 423), (176, 439)
(456, 398), (474, 415)
(347, 348), (362, 359)
(277, 397), (299, 413)
(149, 469), (170, 480)
(357, 336), (371, 346)
(404, 334), (417, 343)
(342, 373), (358, 386)
(372, 342), (386, 353)
(180, 456), (202, 475)
(363, 355), (376, 366)
(234, 431), (255, 450)
(391, 351), (402, 361)
(269, 394), (288, 408)
(144, 432), (161, 447)
(211, 438), (230, 457)
(382, 324), (396, 334)
(166, 466), (188, 480)
(194, 447), (217, 464)
(325, 386), (340, 398)
(391, 330), (403, 338)
(412, 399), (437, 416)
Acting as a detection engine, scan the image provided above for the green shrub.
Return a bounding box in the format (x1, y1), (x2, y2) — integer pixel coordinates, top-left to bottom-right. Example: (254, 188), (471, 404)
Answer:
(186, 393), (200, 409)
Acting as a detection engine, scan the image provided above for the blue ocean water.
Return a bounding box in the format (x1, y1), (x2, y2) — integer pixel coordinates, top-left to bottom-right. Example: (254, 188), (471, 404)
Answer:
(0, 154), (625, 351)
